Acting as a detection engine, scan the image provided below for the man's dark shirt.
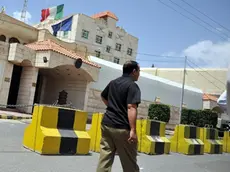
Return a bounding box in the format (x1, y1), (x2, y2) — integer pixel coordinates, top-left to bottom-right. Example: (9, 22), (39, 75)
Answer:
(101, 74), (141, 130)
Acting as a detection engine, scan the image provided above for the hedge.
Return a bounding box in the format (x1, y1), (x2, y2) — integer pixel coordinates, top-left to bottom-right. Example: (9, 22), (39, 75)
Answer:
(148, 104), (170, 123)
(181, 108), (218, 128)
(148, 103), (218, 127)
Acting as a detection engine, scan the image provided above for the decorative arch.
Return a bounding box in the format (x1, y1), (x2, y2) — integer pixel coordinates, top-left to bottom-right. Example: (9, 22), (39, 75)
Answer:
(0, 35), (6, 42)
(51, 64), (94, 81)
(9, 37), (20, 44)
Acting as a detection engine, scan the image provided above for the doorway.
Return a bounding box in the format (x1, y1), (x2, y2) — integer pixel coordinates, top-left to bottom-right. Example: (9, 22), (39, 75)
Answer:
(7, 65), (23, 108)
(33, 72), (43, 104)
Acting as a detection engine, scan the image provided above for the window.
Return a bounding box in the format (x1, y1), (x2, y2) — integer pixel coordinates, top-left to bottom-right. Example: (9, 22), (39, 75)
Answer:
(127, 48), (133, 56)
(95, 50), (101, 58)
(63, 31), (68, 38)
(106, 46), (111, 53)
(9, 37), (20, 44)
(115, 43), (121, 51)
(96, 35), (103, 44)
(0, 35), (6, 42)
(81, 29), (89, 39)
(108, 31), (113, 38)
(114, 57), (120, 64)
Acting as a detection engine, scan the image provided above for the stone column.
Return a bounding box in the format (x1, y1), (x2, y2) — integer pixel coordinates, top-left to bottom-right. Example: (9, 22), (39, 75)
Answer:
(0, 60), (14, 106)
(83, 81), (90, 111)
(16, 66), (38, 114)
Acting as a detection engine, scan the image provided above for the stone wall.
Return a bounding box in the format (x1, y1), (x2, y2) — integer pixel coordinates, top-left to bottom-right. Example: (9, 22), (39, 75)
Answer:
(40, 76), (88, 111)
(168, 106), (180, 130)
(86, 88), (180, 129)
(87, 88), (107, 114)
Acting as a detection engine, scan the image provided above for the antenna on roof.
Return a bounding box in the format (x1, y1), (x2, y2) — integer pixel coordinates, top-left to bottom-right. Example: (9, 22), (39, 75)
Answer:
(1, 6), (6, 13)
(21, 0), (28, 22)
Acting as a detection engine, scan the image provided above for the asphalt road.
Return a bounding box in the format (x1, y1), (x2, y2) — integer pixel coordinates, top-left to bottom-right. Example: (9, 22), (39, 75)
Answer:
(0, 119), (230, 172)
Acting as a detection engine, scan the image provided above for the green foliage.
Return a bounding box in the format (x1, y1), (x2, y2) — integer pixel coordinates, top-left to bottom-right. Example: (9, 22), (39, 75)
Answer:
(181, 108), (218, 128)
(148, 104), (170, 123)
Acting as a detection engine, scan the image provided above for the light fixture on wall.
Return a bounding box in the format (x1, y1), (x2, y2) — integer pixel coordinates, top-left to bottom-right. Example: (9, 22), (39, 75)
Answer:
(43, 56), (48, 63)
(74, 58), (83, 69)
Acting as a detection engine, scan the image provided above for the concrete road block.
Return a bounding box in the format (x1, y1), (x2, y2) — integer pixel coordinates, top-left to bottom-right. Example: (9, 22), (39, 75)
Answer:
(137, 119), (170, 155)
(200, 127), (223, 154)
(170, 125), (204, 155)
(88, 113), (103, 152)
(223, 131), (230, 153)
(23, 105), (90, 155)
(88, 113), (142, 153)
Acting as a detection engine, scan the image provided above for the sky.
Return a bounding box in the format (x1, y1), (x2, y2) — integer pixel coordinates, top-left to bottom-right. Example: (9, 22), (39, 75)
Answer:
(1, 0), (230, 68)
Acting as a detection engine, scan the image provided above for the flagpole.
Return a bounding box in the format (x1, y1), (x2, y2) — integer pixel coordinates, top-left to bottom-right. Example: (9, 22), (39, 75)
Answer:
(42, 0), (48, 27)
(178, 56), (187, 124)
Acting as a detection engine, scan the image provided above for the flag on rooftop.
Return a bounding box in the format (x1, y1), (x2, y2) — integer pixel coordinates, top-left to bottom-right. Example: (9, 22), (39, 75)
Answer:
(40, 4), (64, 22)
(52, 16), (73, 36)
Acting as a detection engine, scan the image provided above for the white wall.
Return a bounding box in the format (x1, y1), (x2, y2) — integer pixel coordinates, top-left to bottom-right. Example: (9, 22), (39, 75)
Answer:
(142, 68), (227, 95)
(88, 56), (203, 110)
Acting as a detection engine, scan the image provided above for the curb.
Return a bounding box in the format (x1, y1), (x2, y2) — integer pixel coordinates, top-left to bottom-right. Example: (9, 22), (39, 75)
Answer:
(0, 114), (32, 120)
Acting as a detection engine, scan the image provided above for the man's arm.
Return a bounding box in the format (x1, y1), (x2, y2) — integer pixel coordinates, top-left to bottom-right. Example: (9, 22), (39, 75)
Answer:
(128, 103), (138, 131)
(127, 83), (141, 141)
(101, 96), (108, 106)
(101, 82), (111, 106)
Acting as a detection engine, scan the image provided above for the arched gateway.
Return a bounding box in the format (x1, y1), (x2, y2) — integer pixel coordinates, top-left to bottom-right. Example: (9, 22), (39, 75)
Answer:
(7, 39), (100, 114)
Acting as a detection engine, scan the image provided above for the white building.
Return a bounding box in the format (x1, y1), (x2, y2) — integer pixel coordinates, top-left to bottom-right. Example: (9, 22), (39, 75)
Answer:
(35, 11), (138, 65)
(141, 68), (227, 96)
(87, 56), (203, 116)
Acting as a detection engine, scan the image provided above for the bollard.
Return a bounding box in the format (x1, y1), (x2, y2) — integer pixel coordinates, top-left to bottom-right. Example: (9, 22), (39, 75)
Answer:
(23, 105), (90, 155)
(200, 127), (223, 154)
(137, 119), (170, 155)
(170, 125), (204, 155)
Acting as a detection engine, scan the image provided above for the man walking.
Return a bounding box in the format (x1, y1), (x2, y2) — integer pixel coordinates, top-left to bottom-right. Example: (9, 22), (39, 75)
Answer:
(96, 61), (141, 172)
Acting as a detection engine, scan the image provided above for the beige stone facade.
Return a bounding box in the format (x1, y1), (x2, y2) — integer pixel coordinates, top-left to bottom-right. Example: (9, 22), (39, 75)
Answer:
(0, 13), (100, 114)
(35, 11), (138, 65)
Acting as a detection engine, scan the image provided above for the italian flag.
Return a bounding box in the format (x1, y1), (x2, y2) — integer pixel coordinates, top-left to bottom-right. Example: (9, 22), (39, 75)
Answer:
(40, 4), (64, 22)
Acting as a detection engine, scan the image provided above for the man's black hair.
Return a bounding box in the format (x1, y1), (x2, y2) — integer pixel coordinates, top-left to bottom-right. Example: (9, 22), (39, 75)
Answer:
(123, 60), (139, 75)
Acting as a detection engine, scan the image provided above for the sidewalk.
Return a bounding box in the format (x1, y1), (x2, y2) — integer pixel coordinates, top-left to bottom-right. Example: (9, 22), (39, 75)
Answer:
(0, 110), (32, 120)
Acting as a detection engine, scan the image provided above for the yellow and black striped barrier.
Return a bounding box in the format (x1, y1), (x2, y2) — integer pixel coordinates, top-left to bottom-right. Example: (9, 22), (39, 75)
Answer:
(170, 125), (204, 155)
(23, 105), (90, 155)
(223, 131), (230, 153)
(0, 114), (32, 120)
(137, 119), (170, 155)
(87, 112), (103, 152)
(88, 113), (144, 153)
(200, 127), (223, 154)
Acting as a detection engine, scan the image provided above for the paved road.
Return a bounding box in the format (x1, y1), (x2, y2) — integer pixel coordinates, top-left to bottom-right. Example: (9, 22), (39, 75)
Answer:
(0, 119), (230, 172)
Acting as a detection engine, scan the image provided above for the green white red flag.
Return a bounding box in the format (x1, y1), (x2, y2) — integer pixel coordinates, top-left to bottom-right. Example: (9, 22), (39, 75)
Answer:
(40, 4), (64, 22)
